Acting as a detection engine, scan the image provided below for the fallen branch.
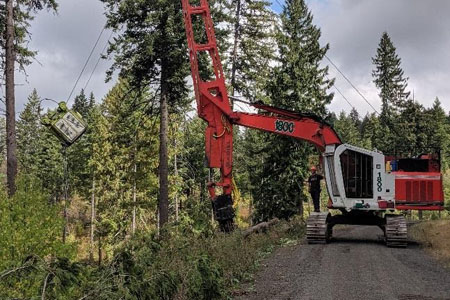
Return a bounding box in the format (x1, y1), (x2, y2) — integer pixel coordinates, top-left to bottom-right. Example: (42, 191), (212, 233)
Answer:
(41, 273), (51, 300)
(243, 218), (279, 238)
(0, 263), (33, 280)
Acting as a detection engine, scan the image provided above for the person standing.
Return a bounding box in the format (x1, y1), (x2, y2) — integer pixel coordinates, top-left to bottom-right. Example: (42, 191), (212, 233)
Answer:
(308, 166), (323, 212)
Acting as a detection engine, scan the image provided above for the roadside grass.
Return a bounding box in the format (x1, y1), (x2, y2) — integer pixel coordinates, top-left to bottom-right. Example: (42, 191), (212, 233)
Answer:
(410, 220), (450, 266)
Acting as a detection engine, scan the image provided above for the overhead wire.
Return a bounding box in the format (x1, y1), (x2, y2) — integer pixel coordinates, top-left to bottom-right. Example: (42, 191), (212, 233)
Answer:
(273, 0), (284, 10)
(234, 101), (248, 113)
(42, 98), (60, 105)
(326, 76), (355, 110)
(269, 1), (372, 116)
(66, 24), (107, 104)
(83, 31), (114, 91)
(325, 55), (379, 114)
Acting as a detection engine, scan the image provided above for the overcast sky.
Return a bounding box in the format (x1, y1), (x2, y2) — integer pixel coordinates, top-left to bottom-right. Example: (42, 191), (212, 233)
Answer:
(6, 0), (450, 117)
(13, 0), (113, 113)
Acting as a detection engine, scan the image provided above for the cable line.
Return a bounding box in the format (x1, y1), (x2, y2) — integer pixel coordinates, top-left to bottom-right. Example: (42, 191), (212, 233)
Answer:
(326, 76), (355, 110)
(67, 24), (106, 104)
(325, 55), (379, 114)
(269, 3), (367, 115)
(274, 0), (284, 10)
(84, 31), (114, 91)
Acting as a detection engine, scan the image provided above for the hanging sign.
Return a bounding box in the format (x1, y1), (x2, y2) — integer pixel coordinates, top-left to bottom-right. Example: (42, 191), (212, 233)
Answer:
(41, 102), (87, 146)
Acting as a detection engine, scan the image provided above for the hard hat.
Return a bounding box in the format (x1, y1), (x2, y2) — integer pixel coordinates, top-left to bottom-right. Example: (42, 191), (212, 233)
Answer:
(310, 166), (316, 171)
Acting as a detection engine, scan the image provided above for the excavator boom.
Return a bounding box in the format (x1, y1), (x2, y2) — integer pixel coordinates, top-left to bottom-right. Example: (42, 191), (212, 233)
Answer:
(181, 0), (342, 229)
(181, 0), (445, 239)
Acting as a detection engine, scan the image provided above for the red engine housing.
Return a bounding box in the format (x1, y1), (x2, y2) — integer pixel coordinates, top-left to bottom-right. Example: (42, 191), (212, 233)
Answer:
(394, 171), (444, 210)
(390, 155), (445, 210)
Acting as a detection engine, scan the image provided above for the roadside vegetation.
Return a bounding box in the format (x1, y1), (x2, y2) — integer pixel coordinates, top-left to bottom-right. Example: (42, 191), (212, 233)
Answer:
(0, 182), (304, 299)
(0, 0), (450, 298)
(408, 172), (450, 266)
(410, 220), (450, 266)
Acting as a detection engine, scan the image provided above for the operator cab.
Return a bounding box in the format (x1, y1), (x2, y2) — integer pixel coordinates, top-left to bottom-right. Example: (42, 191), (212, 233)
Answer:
(323, 144), (444, 212)
(323, 144), (395, 212)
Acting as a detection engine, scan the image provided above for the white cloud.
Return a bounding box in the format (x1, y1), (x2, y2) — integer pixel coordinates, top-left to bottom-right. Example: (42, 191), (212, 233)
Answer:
(12, 0), (115, 112)
(5, 0), (450, 118)
(305, 0), (450, 115)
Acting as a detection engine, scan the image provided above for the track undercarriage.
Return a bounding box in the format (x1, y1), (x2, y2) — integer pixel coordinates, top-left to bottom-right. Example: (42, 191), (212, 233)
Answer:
(306, 211), (408, 247)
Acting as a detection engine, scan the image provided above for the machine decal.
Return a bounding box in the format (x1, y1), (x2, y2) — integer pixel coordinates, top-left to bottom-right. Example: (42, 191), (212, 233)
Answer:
(275, 120), (294, 133)
(377, 172), (383, 192)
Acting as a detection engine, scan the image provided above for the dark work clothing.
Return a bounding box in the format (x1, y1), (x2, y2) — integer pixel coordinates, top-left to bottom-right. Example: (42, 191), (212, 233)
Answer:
(311, 190), (321, 212)
(308, 173), (323, 212)
(308, 174), (323, 192)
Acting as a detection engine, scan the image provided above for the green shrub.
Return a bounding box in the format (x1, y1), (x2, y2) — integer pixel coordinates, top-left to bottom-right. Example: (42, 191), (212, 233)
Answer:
(0, 187), (304, 300)
(0, 179), (77, 298)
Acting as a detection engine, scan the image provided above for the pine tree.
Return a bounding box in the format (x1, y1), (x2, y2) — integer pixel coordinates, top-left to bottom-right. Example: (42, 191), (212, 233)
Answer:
(349, 107), (362, 133)
(17, 89), (42, 176)
(396, 99), (425, 155)
(268, 0), (333, 113)
(90, 80), (159, 257)
(89, 92), (96, 107)
(36, 121), (64, 201)
(361, 113), (386, 151)
(372, 32), (410, 154)
(101, 0), (193, 229)
(422, 98), (450, 168)
(227, 0), (276, 101)
(72, 89), (90, 118)
(250, 0), (334, 221)
(67, 90), (96, 200)
(334, 111), (362, 146)
(177, 116), (212, 226)
(2, 0), (58, 196)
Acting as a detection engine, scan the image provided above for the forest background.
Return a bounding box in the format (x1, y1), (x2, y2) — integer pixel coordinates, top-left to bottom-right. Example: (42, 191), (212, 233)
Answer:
(0, 0), (449, 298)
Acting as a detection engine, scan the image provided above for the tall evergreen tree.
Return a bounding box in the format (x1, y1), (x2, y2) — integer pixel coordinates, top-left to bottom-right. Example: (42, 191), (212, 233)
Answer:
(67, 90), (96, 200)
(349, 107), (362, 133)
(89, 92), (96, 107)
(250, 0), (334, 221)
(2, 0), (58, 196)
(372, 32), (410, 153)
(227, 0), (276, 101)
(90, 80), (159, 255)
(372, 32), (410, 119)
(422, 98), (450, 168)
(360, 113), (380, 150)
(101, 0), (193, 229)
(17, 89), (42, 176)
(72, 89), (90, 118)
(334, 111), (362, 146)
(396, 99), (425, 154)
(36, 119), (64, 201)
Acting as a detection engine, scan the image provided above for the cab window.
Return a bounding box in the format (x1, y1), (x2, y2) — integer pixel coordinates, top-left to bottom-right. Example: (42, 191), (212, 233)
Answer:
(340, 149), (373, 198)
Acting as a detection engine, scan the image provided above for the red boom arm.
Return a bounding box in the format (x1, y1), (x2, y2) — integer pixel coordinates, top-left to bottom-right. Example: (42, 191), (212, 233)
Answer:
(181, 0), (341, 224)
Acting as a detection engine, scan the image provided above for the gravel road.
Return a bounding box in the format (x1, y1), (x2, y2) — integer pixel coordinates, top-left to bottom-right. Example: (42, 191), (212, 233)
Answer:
(237, 225), (450, 300)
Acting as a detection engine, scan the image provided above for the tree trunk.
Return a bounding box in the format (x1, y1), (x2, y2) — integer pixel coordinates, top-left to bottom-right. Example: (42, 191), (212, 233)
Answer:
(230, 0), (242, 101)
(158, 75), (169, 229)
(132, 161), (137, 234)
(89, 178), (95, 262)
(243, 218), (279, 238)
(98, 237), (102, 266)
(5, 0), (17, 196)
(174, 138), (179, 222)
(62, 146), (68, 244)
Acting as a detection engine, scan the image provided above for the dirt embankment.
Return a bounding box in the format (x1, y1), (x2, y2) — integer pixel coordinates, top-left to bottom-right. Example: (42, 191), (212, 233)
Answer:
(410, 219), (450, 266)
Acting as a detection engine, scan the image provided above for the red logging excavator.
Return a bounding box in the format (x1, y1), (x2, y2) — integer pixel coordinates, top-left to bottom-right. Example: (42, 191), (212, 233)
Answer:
(181, 0), (445, 246)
